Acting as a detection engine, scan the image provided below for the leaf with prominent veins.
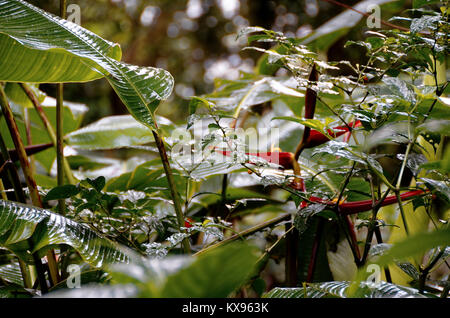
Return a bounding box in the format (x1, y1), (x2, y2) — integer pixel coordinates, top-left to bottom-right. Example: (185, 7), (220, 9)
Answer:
(0, 0), (174, 128)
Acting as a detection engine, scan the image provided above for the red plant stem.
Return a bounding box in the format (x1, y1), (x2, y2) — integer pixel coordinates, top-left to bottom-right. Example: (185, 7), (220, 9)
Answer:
(308, 190), (426, 215)
(295, 66), (318, 160)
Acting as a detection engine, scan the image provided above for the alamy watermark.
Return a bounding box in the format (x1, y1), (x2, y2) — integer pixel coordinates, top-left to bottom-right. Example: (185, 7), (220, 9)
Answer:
(67, 4), (81, 25)
(66, 264), (81, 288)
(366, 4), (381, 29)
(366, 264), (382, 285)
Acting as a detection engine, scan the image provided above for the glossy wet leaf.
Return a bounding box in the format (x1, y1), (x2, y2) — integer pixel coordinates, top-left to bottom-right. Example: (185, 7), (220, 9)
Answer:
(416, 120), (450, 136)
(294, 203), (327, 235)
(46, 284), (139, 298)
(421, 178), (450, 202)
(396, 262), (420, 280)
(0, 0), (174, 128)
(264, 281), (427, 298)
(382, 77), (417, 105)
(0, 285), (33, 298)
(4, 83), (46, 108)
(0, 262), (23, 286)
(106, 159), (167, 192)
(0, 200), (128, 268)
(410, 15), (440, 34)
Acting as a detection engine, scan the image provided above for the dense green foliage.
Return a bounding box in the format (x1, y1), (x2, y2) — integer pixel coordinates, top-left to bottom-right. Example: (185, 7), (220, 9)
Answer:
(0, 0), (448, 298)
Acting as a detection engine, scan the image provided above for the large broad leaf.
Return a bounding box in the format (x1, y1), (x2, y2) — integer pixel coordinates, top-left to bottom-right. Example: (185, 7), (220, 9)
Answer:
(160, 243), (259, 297)
(66, 115), (176, 150)
(0, 0), (173, 128)
(378, 228), (450, 267)
(263, 281), (427, 298)
(67, 115), (154, 150)
(0, 200), (128, 268)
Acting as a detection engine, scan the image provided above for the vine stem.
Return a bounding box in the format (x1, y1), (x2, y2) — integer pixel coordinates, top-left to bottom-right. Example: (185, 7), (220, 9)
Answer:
(0, 85), (60, 286)
(19, 83), (76, 184)
(333, 161), (361, 265)
(419, 248), (446, 294)
(394, 191), (410, 236)
(249, 225), (295, 288)
(57, 0), (67, 207)
(396, 142), (413, 190)
(0, 137), (26, 203)
(152, 129), (190, 254)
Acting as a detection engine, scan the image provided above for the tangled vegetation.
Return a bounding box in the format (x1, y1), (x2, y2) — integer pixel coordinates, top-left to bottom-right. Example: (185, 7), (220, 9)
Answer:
(0, 0), (448, 298)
